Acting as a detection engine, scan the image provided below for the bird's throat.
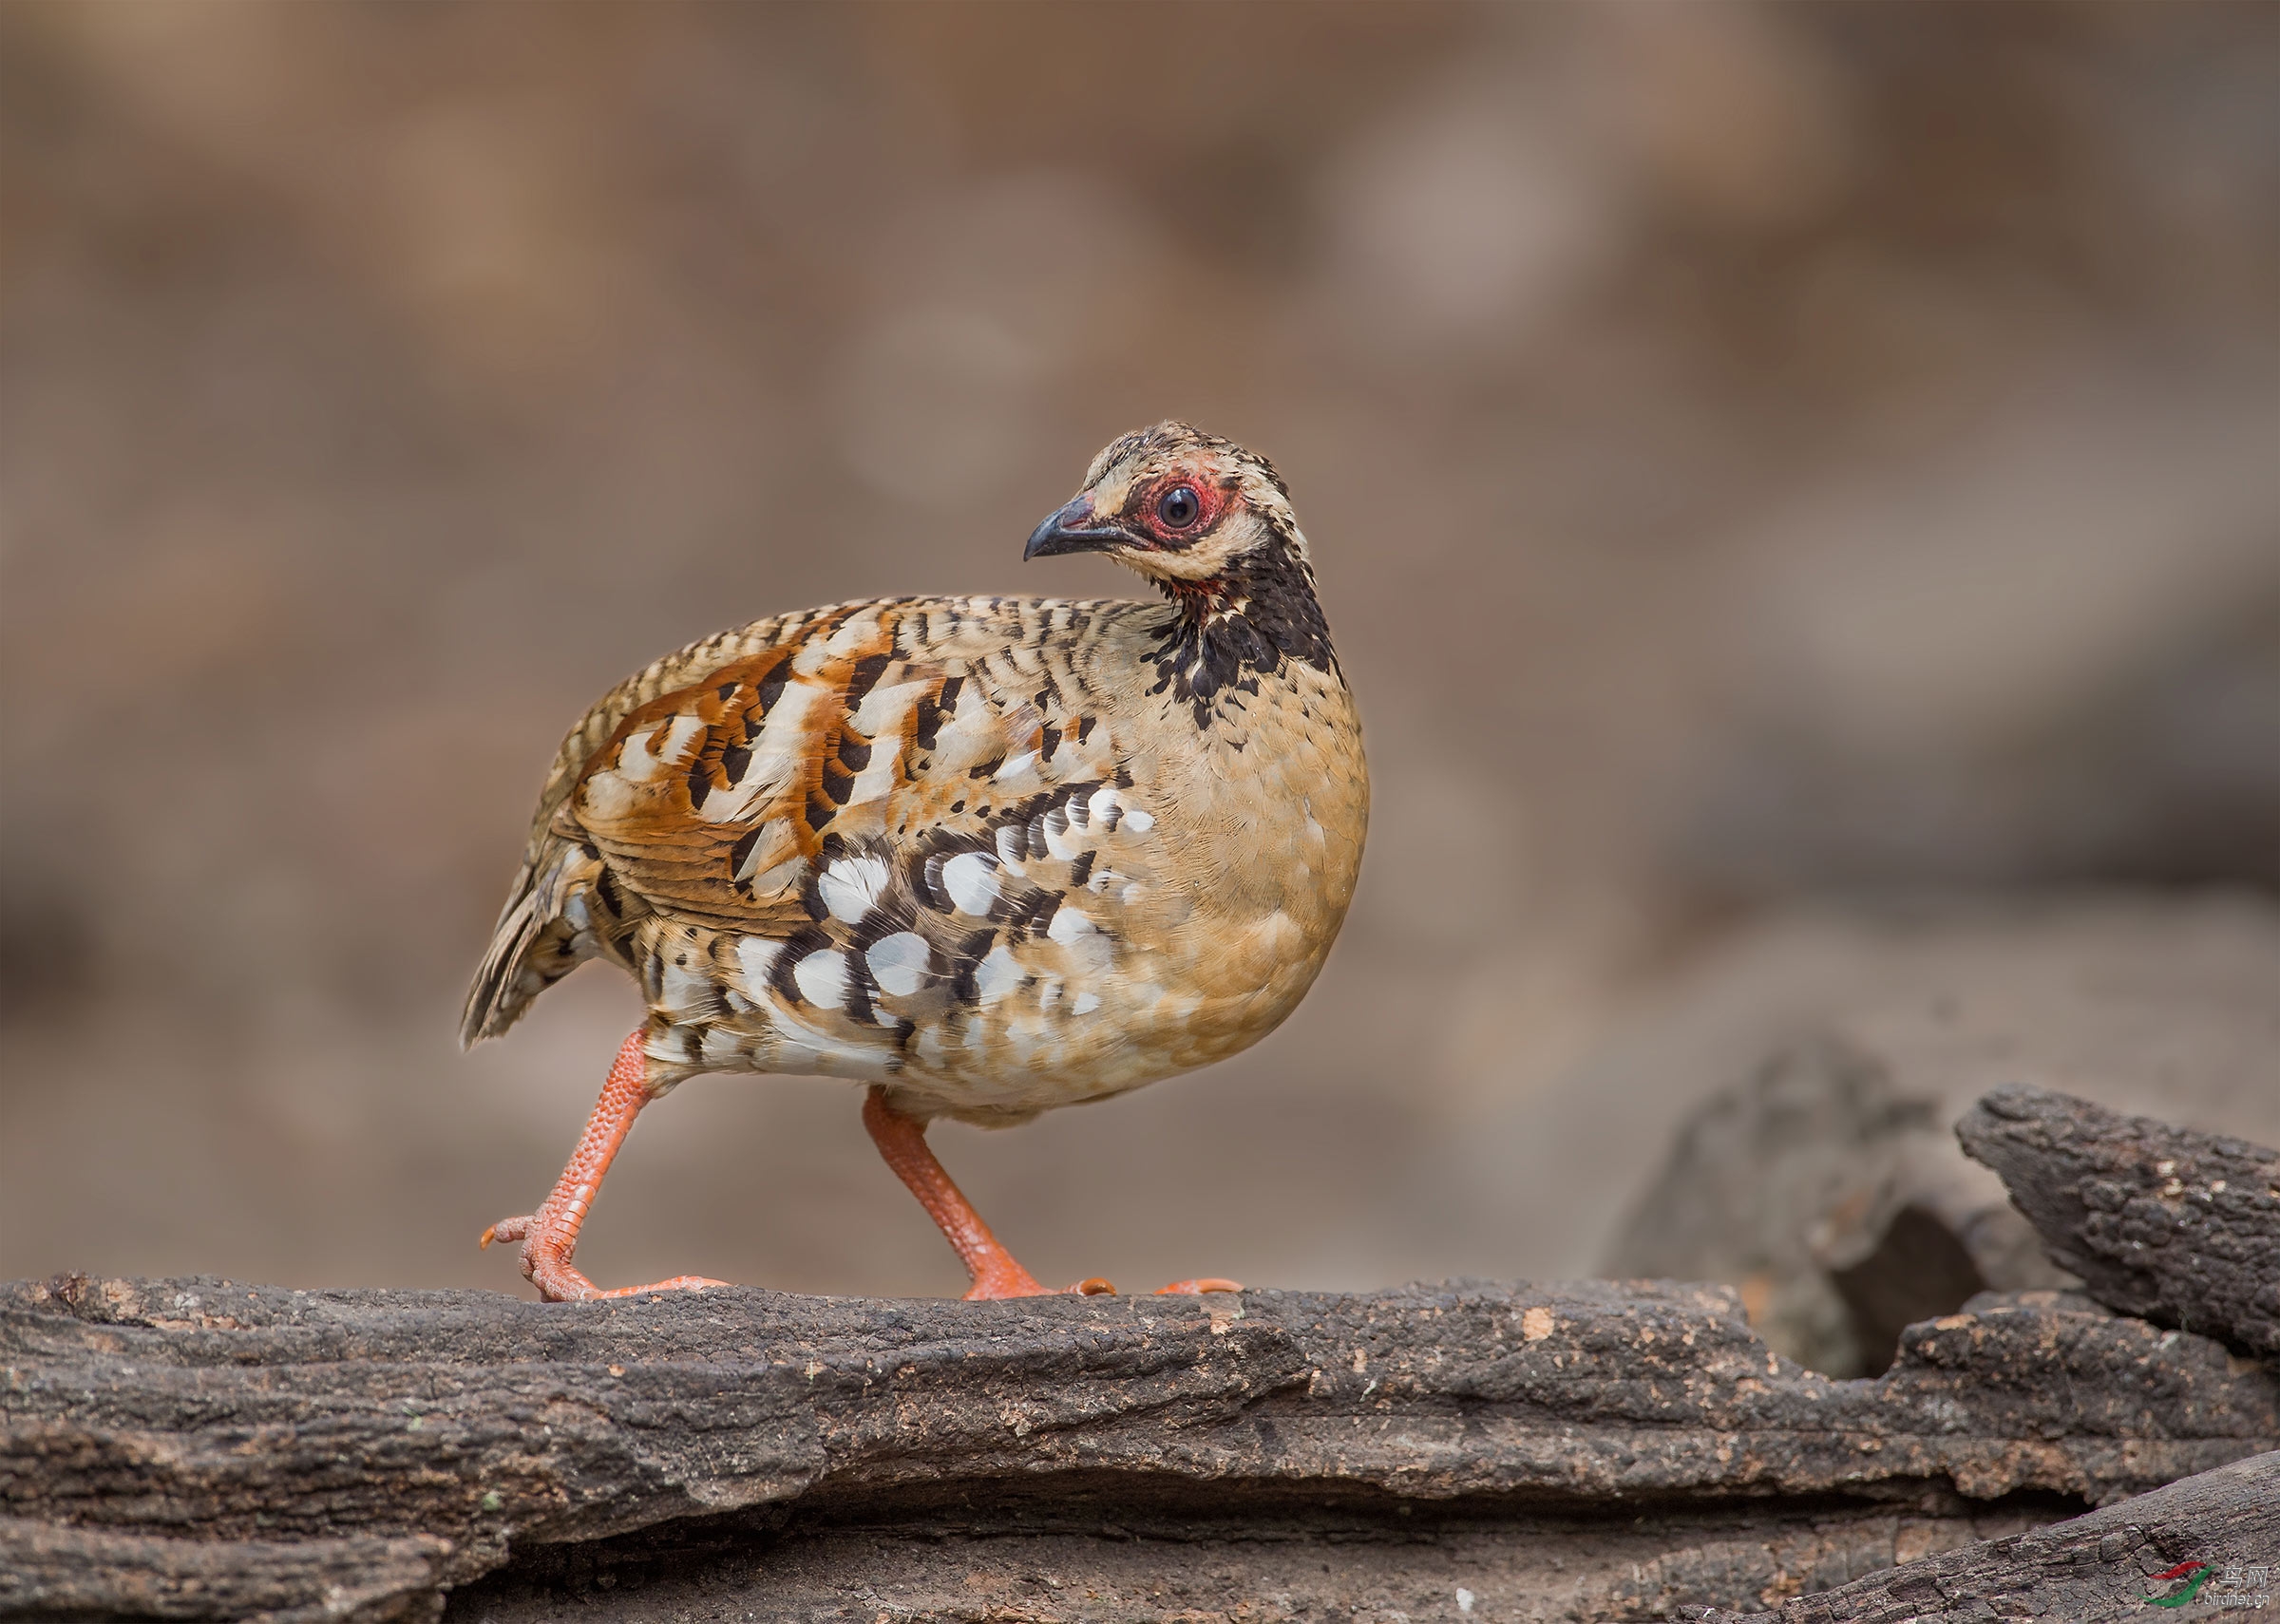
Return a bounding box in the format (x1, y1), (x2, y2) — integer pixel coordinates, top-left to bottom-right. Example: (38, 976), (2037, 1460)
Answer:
(1149, 544), (1337, 727)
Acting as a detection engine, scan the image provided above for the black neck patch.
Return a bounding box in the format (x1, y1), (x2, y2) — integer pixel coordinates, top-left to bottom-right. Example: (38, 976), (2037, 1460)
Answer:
(1146, 537), (1338, 729)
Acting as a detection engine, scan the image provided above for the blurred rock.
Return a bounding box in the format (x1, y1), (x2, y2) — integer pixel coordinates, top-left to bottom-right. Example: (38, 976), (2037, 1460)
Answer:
(1603, 1031), (2068, 1375)
(1590, 894), (2280, 1375)
(1447, 892), (2279, 1342)
(1817, 1201), (1992, 1372)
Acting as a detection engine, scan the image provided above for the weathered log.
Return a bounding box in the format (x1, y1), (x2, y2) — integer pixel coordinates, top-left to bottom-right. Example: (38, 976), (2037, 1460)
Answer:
(1684, 1448), (2279, 1624)
(4, 1275), (2274, 1620)
(1958, 1083), (2280, 1357)
(1602, 1034), (2075, 1379)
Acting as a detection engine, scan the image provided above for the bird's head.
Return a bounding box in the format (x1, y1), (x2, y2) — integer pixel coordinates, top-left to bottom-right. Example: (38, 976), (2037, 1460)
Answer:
(1024, 422), (1305, 593)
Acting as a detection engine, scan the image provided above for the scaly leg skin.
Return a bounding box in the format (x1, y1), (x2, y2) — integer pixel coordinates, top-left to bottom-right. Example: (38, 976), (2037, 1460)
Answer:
(480, 1029), (731, 1302)
(862, 1086), (1239, 1300)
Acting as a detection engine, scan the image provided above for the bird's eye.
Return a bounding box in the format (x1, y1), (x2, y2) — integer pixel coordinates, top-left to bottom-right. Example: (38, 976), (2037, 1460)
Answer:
(1156, 485), (1202, 528)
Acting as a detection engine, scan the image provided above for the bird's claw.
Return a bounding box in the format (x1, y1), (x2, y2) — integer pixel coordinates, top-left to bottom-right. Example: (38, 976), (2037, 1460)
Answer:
(478, 1215), (534, 1250)
(1060, 1276), (1243, 1296)
(481, 1208), (726, 1301)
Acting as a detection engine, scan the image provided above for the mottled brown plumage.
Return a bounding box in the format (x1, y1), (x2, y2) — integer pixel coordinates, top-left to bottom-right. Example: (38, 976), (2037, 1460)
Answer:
(466, 424), (1367, 1300)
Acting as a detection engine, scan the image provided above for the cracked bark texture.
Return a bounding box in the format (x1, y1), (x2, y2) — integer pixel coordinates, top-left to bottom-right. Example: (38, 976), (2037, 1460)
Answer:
(1958, 1083), (2280, 1357)
(7, 1084), (2277, 1621)
(1683, 1449), (2279, 1624)
(4, 1270), (2275, 1622)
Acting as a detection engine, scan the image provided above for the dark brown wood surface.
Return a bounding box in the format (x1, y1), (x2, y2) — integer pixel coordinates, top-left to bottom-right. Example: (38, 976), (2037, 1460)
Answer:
(8, 1084), (2277, 1621)
(4, 1272), (2273, 1621)
(1959, 1082), (2280, 1357)
(1685, 1450), (2278, 1624)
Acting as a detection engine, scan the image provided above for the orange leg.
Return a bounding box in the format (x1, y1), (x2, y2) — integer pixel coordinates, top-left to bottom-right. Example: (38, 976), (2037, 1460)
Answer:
(481, 1029), (729, 1302)
(862, 1086), (1238, 1300)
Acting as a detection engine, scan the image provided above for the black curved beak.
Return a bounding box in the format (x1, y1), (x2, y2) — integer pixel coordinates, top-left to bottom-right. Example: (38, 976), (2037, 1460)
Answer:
(1025, 498), (1141, 560)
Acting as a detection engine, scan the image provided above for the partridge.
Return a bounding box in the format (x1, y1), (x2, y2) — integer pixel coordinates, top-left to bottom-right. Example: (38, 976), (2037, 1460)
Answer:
(464, 423), (1368, 1301)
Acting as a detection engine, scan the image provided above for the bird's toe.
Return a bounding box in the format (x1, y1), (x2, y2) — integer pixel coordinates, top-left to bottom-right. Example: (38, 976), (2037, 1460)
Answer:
(586, 1275), (733, 1299)
(479, 1215), (536, 1249)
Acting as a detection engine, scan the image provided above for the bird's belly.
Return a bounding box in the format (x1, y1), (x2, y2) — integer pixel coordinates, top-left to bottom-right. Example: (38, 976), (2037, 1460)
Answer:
(624, 665), (1365, 1126)
(643, 917), (1329, 1124)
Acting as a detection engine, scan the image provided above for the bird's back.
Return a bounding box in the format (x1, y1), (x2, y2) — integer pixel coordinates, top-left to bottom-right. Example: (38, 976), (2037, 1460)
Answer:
(463, 592), (1365, 1124)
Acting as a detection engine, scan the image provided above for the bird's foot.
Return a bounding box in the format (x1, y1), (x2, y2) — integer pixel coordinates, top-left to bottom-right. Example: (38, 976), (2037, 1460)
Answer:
(480, 1212), (729, 1303)
(958, 1261), (1240, 1300)
(955, 1254), (1119, 1299)
(960, 1254), (1059, 1300)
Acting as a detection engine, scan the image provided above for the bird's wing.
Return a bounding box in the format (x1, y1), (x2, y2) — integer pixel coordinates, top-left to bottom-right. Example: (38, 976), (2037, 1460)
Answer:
(465, 599), (1143, 1045)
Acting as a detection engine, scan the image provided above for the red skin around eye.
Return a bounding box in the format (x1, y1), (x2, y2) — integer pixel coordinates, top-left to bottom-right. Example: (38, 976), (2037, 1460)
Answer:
(1137, 475), (1230, 545)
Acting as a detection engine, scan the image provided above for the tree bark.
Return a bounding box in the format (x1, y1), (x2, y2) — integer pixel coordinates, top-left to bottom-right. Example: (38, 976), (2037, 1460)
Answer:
(1684, 1449), (2278, 1624)
(5, 1271), (2274, 1621)
(1958, 1082), (2280, 1357)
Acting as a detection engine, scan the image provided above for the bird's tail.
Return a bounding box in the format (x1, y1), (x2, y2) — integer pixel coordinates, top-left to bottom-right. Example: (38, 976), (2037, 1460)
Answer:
(459, 867), (546, 1049)
(459, 835), (611, 1048)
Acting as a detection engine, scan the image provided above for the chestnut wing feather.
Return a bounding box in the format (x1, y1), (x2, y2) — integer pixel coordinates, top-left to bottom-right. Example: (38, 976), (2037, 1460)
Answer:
(462, 600), (1116, 1046)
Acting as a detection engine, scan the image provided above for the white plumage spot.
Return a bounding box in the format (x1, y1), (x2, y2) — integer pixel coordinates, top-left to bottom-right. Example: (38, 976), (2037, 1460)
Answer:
(851, 677), (928, 738)
(818, 856), (890, 923)
(580, 770), (636, 820)
(973, 944), (1024, 1004)
(824, 615), (877, 659)
(846, 748), (903, 808)
(659, 958), (713, 1017)
(704, 685), (818, 821)
(792, 949), (848, 1008)
(933, 706), (1001, 774)
(1046, 906), (1096, 945)
(614, 724), (665, 784)
(642, 720), (702, 775)
(1117, 803), (1155, 834)
(942, 852), (999, 915)
(736, 935), (783, 991)
(1073, 991), (1101, 1015)
(865, 932), (930, 997)
(1087, 786), (1120, 824)
(733, 829), (794, 883)
(1042, 808), (1081, 861)
(994, 751), (1036, 782)
(745, 854), (809, 898)
(659, 713), (708, 763)
(701, 1028), (745, 1065)
(994, 824), (1026, 864)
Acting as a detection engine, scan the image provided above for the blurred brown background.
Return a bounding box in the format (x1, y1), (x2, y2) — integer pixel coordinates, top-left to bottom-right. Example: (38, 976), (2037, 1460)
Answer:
(3, 2), (2275, 1311)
